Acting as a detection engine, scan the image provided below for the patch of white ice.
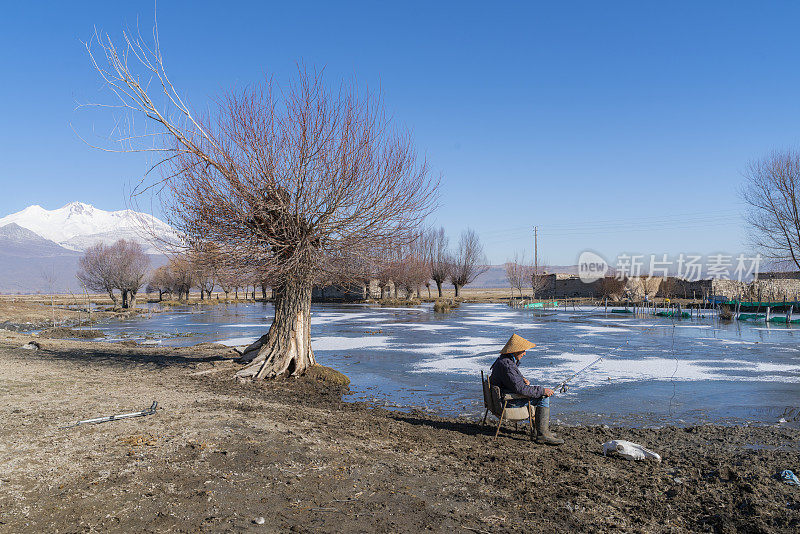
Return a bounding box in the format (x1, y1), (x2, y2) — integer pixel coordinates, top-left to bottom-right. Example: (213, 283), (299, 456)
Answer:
(380, 323), (462, 332)
(311, 312), (373, 325)
(311, 335), (390, 351)
(218, 336), (259, 346)
(572, 325), (629, 337)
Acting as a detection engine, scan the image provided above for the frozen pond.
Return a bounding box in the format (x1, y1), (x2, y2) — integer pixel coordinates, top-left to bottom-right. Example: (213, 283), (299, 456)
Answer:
(85, 302), (800, 427)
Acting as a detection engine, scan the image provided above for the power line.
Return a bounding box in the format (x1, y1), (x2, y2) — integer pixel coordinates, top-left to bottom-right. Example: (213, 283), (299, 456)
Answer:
(488, 220), (741, 244)
(481, 209), (742, 237)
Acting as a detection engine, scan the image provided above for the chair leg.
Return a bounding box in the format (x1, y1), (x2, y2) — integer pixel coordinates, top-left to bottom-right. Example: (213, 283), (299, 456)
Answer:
(482, 408), (489, 426)
(494, 402), (507, 440)
(527, 403), (535, 440)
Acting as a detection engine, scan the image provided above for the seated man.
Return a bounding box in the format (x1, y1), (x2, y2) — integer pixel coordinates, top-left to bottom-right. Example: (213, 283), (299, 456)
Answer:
(489, 333), (563, 445)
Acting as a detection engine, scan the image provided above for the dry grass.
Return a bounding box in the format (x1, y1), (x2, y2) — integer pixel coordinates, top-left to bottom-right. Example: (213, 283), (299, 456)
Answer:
(433, 299), (461, 313)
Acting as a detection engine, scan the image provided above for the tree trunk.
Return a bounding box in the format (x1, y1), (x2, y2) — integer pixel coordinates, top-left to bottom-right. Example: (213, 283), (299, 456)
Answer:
(107, 289), (118, 307)
(380, 286), (386, 299)
(236, 279), (315, 380)
(435, 280), (443, 298)
(121, 289), (129, 309)
(200, 289), (205, 300)
(454, 284), (461, 297)
(158, 289), (163, 301)
(261, 283), (267, 301)
(129, 290), (137, 310)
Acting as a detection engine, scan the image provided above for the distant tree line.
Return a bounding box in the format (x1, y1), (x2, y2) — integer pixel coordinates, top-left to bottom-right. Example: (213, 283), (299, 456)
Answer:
(351, 226), (489, 300)
(146, 248), (271, 303)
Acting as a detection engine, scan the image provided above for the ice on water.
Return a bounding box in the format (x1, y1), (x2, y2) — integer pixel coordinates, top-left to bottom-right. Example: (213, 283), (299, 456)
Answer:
(95, 301), (800, 425)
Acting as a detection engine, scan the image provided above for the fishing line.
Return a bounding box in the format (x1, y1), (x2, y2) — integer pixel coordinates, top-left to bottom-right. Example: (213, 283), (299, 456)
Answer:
(550, 310), (689, 400)
(668, 319), (678, 417)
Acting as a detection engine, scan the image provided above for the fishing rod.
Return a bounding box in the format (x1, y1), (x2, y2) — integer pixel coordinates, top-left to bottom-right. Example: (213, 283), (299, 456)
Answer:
(551, 341), (629, 394)
(544, 296), (700, 398)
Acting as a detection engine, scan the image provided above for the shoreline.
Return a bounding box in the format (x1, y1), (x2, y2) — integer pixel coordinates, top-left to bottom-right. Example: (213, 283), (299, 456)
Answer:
(1, 330), (799, 532)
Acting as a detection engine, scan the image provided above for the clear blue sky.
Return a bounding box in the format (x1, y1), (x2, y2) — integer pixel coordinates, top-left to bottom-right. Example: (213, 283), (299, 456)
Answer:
(2, 1), (799, 265)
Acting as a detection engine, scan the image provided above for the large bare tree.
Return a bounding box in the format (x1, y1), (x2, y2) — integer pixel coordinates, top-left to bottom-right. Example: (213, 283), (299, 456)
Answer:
(167, 257), (194, 301)
(597, 276), (626, 301)
(742, 150), (800, 269)
(449, 229), (488, 297)
(76, 240), (149, 308)
(505, 253), (525, 299)
(77, 243), (119, 306)
(188, 244), (219, 300)
(526, 261), (549, 299)
(395, 234), (430, 299)
(148, 265), (174, 301)
(111, 239), (150, 309)
(85, 27), (437, 379)
(425, 227), (450, 297)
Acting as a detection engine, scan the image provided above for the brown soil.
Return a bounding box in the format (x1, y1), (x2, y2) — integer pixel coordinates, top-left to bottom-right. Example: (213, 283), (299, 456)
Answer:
(0, 299), (123, 331)
(0, 330), (798, 533)
(38, 327), (105, 339)
(0, 300), (87, 330)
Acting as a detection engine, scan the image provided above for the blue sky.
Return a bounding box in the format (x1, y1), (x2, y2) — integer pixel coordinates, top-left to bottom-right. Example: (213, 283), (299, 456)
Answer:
(1, 1), (799, 264)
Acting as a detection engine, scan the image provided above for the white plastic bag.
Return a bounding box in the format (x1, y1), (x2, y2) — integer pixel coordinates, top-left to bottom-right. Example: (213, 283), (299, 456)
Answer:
(602, 439), (661, 462)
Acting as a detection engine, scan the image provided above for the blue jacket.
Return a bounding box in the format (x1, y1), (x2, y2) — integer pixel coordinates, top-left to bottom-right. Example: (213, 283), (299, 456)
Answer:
(489, 354), (545, 398)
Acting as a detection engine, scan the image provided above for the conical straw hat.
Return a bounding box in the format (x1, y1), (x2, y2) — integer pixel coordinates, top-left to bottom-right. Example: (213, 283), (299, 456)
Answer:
(500, 333), (536, 354)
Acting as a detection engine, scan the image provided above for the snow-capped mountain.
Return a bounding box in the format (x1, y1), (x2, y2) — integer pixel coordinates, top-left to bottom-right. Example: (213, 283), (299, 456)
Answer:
(0, 202), (177, 254)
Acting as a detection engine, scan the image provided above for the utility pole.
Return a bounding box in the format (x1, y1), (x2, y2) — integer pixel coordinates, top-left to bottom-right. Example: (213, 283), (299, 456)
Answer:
(533, 226), (539, 298)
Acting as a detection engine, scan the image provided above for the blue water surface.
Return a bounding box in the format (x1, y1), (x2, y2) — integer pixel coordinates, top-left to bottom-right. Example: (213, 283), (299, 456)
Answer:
(80, 302), (800, 427)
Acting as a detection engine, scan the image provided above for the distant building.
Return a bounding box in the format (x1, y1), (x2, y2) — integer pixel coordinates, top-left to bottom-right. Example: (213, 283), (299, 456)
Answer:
(312, 283), (367, 302)
(538, 273), (599, 298)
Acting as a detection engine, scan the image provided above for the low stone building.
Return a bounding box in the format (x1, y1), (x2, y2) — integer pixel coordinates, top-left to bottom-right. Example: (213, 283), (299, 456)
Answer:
(537, 273), (599, 299)
(312, 283), (367, 302)
(658, 272), (800, 301)
(750, 271), (800, 301)
(654, 277), (710, 299)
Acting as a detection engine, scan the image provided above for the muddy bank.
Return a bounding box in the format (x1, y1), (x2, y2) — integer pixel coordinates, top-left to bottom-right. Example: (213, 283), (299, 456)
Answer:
(37, 327), (105, 339)
(0, 299), (132, 331)
(0, 331), (798, 533)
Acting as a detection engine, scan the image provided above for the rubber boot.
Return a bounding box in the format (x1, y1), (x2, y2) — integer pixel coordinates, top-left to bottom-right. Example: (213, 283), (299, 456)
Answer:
(535, 406), (564, 445)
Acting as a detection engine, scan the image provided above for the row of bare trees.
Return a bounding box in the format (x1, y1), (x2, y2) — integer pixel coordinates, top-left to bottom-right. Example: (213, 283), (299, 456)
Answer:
(368, 227), (488, 299)
(76, 239), (151, 309)
(148, 251), (271, 302)
(504, 252), (548, 299)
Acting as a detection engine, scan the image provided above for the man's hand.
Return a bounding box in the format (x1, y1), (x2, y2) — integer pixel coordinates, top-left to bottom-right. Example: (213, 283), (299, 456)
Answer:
(523, 378), (530, 385)
(543, 388), (555, 397)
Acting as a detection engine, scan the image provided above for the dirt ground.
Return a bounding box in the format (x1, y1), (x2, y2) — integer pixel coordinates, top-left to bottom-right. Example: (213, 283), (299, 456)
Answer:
(0, 299), (126, 331)
(1, 330), (799, 533)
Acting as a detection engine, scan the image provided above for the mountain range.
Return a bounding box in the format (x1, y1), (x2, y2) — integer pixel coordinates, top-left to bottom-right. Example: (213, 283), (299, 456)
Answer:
(0, 201), (568, 293)
(0, 202), (172, 293)
(0, 202), (176, 254)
